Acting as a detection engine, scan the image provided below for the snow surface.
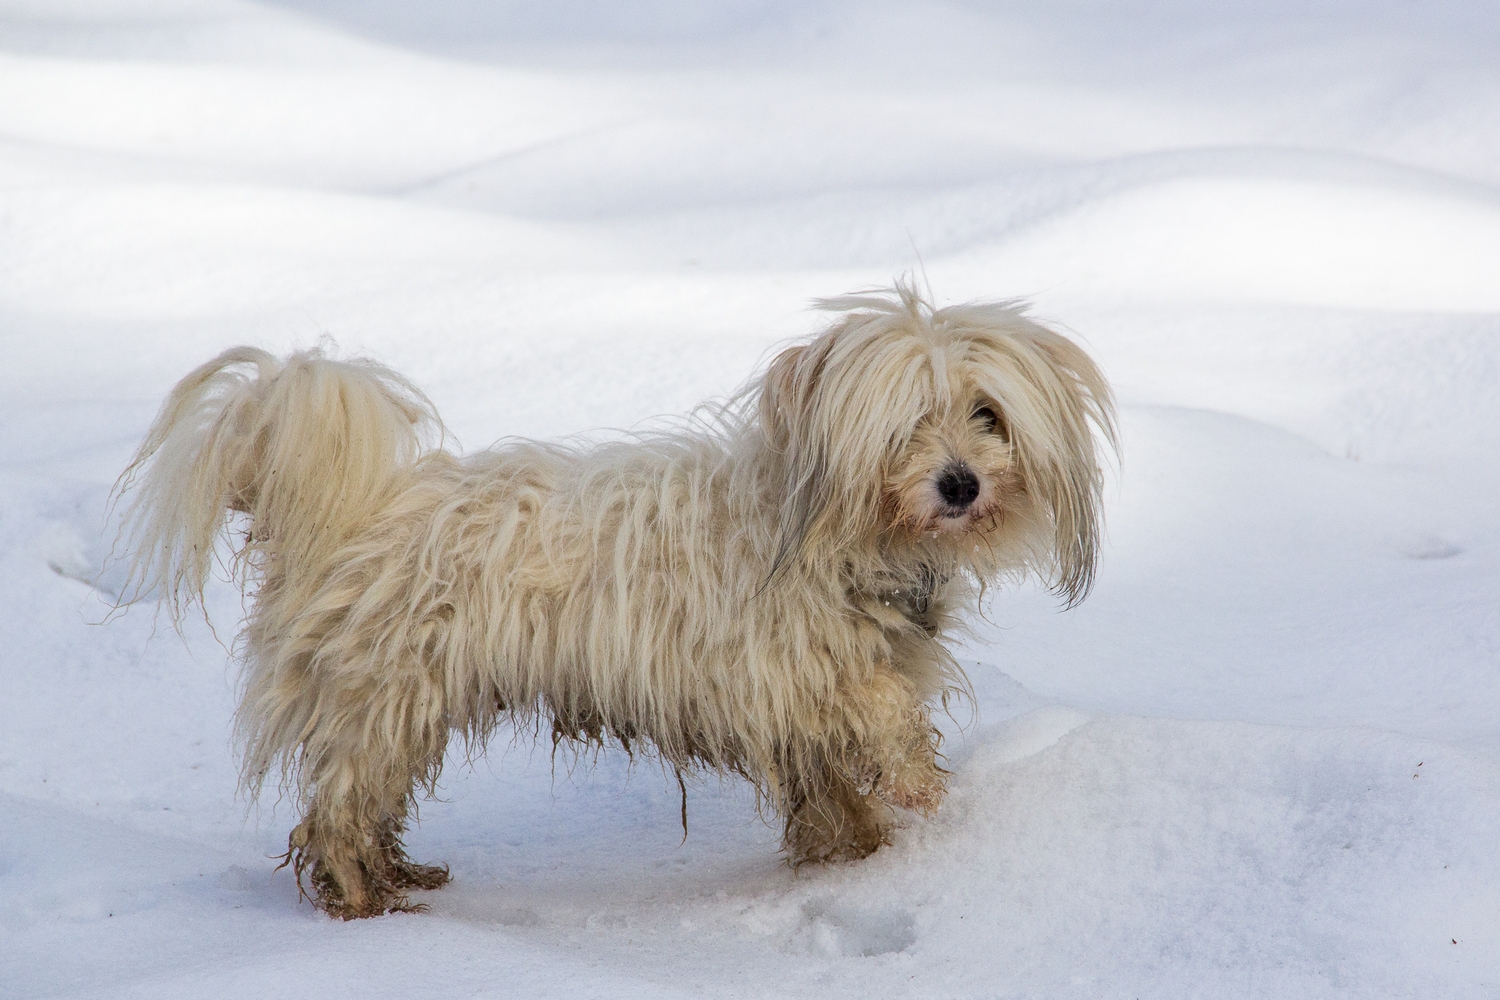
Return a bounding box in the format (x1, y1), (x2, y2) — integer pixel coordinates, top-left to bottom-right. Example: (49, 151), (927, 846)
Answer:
(3, 1), (1499, 996)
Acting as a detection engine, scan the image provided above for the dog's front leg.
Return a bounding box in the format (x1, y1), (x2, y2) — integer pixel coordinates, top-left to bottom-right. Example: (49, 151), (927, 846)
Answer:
(851, 664), (947, 816)
(781, 758), (890, 865)
(781, 664), (946, 865)
(846, 659), (948, 815)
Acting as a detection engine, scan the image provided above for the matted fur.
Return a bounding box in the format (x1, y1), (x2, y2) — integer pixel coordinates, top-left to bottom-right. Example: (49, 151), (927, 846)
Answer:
(114, 284), (1115, 918)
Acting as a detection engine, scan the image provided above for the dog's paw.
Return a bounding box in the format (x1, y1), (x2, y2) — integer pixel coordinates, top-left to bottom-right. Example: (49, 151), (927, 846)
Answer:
(872, 754), (947, 816)
(875, 776), (945, 815)
(387, 859), (452, 892)
(281, 823), (451, 919)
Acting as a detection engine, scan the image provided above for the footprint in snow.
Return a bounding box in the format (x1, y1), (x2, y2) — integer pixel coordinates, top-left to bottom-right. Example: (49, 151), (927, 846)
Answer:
(785, 899), (917, 958)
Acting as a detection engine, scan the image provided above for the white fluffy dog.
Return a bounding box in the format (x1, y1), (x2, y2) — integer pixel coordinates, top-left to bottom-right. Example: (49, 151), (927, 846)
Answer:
(115, 284), (1114, 918)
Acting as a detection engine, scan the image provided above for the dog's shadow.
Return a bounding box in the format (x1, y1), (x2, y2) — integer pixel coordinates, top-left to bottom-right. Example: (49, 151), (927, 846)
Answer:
(399, 662), (1049, 935)
(403, 735), (785, 927)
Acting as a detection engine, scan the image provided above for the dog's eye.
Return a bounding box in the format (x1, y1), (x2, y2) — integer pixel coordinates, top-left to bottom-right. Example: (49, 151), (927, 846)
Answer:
(972, 406), (1005, 437)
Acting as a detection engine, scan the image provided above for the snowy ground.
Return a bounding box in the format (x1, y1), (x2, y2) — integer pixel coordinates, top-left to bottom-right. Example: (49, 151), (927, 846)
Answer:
(3, 1), (1499, 996)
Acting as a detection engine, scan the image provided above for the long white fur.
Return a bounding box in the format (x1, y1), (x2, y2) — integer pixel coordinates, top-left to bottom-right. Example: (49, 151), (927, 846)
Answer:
(114, 284), (1114, 917)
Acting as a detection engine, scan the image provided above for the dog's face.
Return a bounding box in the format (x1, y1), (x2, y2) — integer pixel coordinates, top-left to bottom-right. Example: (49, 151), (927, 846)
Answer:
(882, 395), (1019, 537)
(760, 287), (1115, 604)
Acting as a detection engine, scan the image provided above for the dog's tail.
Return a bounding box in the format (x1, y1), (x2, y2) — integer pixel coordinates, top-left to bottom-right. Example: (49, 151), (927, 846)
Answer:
(112, 345), (441, 620)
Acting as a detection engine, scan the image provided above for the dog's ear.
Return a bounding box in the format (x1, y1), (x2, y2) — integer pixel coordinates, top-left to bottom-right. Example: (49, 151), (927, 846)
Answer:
(759, 342), (834, 583)
(1004, 329), (1116, 607)
(759, 345), (808, 451)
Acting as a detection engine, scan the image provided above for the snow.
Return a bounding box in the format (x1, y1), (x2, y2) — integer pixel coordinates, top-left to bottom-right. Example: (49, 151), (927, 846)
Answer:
(3, 1), (1498, 996)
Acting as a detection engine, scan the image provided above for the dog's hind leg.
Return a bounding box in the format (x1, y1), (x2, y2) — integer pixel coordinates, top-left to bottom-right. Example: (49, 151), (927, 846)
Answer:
(287, 792), (450, 919)
(261, 661), (455, 919)
(285, 740), (452, 919)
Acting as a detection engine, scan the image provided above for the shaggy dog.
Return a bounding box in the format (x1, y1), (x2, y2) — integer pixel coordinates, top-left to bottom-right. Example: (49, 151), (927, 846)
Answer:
(114, 284), (1114, 918)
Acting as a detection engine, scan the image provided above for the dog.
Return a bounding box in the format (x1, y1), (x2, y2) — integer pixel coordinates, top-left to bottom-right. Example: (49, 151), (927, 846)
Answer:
(113, 283), (1114, 918)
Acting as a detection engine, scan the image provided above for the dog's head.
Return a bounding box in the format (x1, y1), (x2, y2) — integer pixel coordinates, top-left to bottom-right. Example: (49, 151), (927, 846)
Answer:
(759, 284), (1115, 605)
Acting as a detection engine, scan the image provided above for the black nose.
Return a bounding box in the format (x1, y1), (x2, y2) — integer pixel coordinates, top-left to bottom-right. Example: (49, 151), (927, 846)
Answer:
(936, 465), (980, 509)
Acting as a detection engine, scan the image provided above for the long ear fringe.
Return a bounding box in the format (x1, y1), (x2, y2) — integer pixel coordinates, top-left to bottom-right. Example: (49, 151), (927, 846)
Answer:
(757, 339), (837, 587)
(978, 315), (1116, 608)
(1045, 340), (1116, 607)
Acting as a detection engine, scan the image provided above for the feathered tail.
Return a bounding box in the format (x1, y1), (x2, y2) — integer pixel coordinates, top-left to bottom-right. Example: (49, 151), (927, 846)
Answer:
(112, 345), (441, 619)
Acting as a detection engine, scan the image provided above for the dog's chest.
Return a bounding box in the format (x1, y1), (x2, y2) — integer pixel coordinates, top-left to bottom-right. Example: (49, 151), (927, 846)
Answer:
(865, 565), (947, 637)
